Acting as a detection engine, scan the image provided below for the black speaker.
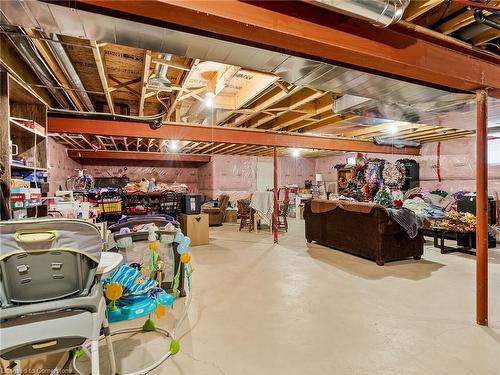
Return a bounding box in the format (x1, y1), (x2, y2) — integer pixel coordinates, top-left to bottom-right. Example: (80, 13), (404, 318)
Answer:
(457, 196), (496, 225)
(397, 159), (419, 191)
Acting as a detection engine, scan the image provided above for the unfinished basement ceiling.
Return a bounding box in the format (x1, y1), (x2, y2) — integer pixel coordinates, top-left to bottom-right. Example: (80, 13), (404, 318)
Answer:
(402, 0), (500, 55)
(0, 0), (498, 158)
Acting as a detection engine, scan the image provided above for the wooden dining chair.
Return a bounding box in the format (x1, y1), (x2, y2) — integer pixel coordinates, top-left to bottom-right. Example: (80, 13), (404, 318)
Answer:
(237, 199), (254, 232)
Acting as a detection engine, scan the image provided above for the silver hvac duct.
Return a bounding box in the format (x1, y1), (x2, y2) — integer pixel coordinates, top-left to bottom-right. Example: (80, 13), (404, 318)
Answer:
(147, 53), (173, 92)
(0, 24), (72, 109)
(311, 0), (410, 27)
(45, 33), (95, 112)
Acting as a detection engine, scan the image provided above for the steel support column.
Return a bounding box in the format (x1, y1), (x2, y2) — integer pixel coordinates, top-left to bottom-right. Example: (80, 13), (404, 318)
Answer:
(476, 88), (488, 326)
(273, 146), (279, 244)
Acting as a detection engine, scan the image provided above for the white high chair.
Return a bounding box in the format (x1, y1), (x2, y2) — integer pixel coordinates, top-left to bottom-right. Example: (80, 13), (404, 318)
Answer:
(0, 218), (116, 375)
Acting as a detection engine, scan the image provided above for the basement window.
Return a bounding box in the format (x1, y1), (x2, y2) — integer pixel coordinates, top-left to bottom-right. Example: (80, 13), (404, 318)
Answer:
(488, 135), (500, 165)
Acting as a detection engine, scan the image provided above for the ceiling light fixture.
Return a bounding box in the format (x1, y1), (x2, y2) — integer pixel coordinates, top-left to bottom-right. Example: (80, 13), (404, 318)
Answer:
(167, 140), (179, 152)
(205, 92), (215, 108)
(292, 148), (301, 158)
(388, 123), (398, 134)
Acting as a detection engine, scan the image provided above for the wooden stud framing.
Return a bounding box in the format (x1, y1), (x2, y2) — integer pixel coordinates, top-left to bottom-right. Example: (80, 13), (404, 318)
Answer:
(90, 40), (114, 114)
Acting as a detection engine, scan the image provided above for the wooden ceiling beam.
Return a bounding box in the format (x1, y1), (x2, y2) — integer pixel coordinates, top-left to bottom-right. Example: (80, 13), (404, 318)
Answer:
(23, 29), (85, 111)
(110, 136), (119, 150)
(200, 143), (228, 154)
(48, 117), (420, 155)
(138, 50), (152, 116)
(227, 84), (301, 127)
(300, 114), (357, 133)
(90, 41), (114, 114)
(67, 149), (211, 162)
(166, 59), (200, 121)
(435, 10), (476, 35)
(419, 132), (474, 143)
(0, 36), (53, 106)
(151, 56), (191, 71)
(472, 29), (500, 46)
(246, 89), (324, 129)
(340, 122), (418, 138)
(214, 70), (278, 124)
(210, 143), (237, 154)
(411, 2), (466, 28)
(271, 95), (333, 131)
(404, 0), (443, 22)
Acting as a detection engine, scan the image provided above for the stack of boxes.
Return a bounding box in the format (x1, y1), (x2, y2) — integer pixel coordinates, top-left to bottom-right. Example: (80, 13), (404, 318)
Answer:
(10, 185), (43, 210)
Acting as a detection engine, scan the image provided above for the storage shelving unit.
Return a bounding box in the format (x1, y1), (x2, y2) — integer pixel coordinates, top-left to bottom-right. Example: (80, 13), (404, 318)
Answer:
(0, 71), (49, 218)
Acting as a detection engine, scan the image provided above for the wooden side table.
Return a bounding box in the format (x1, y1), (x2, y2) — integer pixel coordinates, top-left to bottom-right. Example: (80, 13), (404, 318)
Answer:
(432, 227), (475, 255)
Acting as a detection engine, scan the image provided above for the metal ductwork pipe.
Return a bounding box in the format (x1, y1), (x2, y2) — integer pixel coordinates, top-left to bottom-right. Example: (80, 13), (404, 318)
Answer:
(147, 53), (173, 92)
(474, 9), (500, 31)
(0, 25), (72, 109)
(311, 0), (410, 27)
(45, 33), (95, 112)
(455, 14), (500, 41)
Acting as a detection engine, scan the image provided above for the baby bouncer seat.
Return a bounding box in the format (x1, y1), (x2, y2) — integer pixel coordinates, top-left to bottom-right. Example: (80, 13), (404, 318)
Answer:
(0, 218), (116, 375)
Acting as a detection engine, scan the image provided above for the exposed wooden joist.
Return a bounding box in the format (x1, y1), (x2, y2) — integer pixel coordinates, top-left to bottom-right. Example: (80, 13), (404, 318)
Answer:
(90, 40), (114, 114)
(166, 59), (200, 121)
(472, 29), (500, 46)
(67, 149), (211, 162)
(23, 29), (85, 111)
(290, 113), (348, 132)
(404, 0), (443, 22)
(139, 50), (152, 116)
(271, 95), (333, 130)
(435, 10), (477, 35)
(227, 85), (301, 127)
(214, 69), (278, 124)
(411, 2), (466, 28)
(246, 89), (323, 129)
(151, 56), (191, 71)
(48, 117), (420, 155)
(340, 123), (418, 138)
(0, 36), (53, 106)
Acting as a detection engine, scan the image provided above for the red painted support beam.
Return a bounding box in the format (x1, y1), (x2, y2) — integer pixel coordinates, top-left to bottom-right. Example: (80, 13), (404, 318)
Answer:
(476, 89), (488, 326)
(273, 146), (278, 244)
(67, 149), (211, 163)
(48, 117), (420, 156)
(76, 0), (500, 97)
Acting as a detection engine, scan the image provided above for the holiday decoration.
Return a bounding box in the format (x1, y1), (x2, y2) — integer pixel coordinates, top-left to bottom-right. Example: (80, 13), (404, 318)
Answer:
(382, 161), (406, 188)
(375, 186), (394, 208)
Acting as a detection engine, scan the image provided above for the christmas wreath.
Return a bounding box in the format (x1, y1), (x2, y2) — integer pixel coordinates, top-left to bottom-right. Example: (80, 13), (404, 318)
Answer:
(382, 161), (406, 188)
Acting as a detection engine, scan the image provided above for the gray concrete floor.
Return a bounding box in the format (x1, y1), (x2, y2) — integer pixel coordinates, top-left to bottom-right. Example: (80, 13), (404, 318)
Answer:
(89, 219), (500, 375)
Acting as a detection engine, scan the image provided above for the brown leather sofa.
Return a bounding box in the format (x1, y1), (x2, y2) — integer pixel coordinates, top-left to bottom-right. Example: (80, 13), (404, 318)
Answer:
(304, 200), (423, 265)
(202, 194), (230, 226)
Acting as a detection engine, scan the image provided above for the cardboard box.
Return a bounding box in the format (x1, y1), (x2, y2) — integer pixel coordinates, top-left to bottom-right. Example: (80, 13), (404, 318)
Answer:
(11, 179), (30, 188)
(11, 200), (26, 209)
(11, 193), (29, 201)
(26, 200), (42, 208)
(180, 213), (209, 246)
